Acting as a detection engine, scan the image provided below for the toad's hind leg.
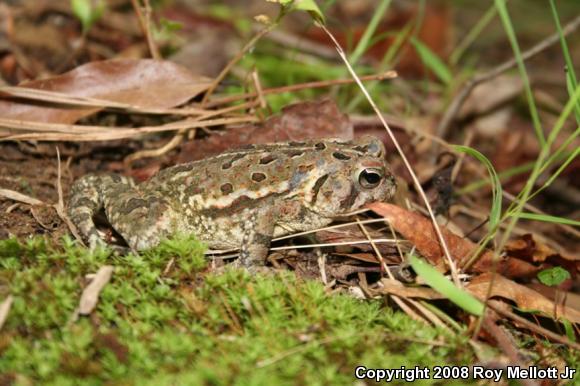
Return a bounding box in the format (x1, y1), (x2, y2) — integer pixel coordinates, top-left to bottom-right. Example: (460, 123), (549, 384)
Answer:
(68, 174), (174, 251)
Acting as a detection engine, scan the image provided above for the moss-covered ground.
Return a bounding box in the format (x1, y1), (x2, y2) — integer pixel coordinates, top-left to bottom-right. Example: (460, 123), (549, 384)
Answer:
(0, 235), (483, 385)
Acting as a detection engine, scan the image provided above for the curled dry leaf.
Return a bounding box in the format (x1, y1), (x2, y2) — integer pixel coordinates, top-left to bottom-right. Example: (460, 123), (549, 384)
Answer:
(467, 273), (580, 324)
(0, 59), (212, 124)
(78, 265), (114, 316)
(506, 233), (579, 263)
(368, 202), (540, 277)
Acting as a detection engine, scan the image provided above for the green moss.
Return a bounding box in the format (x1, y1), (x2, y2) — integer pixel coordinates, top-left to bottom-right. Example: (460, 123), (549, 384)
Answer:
(1, 235), (476, 385)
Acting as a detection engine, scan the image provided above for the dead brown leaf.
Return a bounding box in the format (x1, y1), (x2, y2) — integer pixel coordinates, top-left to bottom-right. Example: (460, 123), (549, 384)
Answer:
(368, 202), (540, 277)
(0, 59), (212, 124)
(467, 273), (580, 324)
(527, 283), (580, 313)
(506, 233), (579, 263)
(177, 99), (353, 163)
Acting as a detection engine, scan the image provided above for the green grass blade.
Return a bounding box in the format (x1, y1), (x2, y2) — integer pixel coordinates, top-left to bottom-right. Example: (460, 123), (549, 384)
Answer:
(562, 319), (577, 342)
(450, 3), (498, 66)
(409, 255), (484, 316)
(540, 127), (579, 174)
(566, 74), (580, 125)
(530, 147), (579, 201)
(349, 0), (392, 66)
(410, 38), (452, 85)
(545, 78), (580, 147)
(346, 24), (413, 112)
(494, 0), (545, 146)
(290, 0), (325, 24)
(457, 161), (535, 195)
(458, 142), (576, 198)
(549, 0), (580, 125)
(512, 212), (580, 227)
(454, 145), (502, 230)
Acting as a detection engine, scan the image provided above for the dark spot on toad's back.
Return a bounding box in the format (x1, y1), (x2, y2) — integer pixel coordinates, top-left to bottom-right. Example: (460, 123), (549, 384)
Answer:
(172, 164), (195, 173)
(332, 152), (351, 161)
(353, 145), (369, 154)
(220, 183), (233, 194)
(251, 172), (267, 182)
(259, 155), (277, 165)
(286, 150), (304, 158)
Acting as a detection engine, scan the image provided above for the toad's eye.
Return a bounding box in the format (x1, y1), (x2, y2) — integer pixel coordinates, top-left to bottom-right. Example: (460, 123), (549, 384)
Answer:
(358, 168), (383, 189)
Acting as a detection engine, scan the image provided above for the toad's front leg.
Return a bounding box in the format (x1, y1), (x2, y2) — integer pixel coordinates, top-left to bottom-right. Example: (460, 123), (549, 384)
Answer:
(234, 208), (277, 271)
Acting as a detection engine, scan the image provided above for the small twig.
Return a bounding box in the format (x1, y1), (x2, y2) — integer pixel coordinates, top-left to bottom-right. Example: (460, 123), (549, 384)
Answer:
(273, 218), (389, 241)
(488, 302), (580, 351)
(202, 24), (276, 105)
(205, 71), (397, 108)
(0, 85), (210, 116)
(123, 100), (259, 164)
(437, 13), (580, 139)
(270, 239), (399, 251)
(0, 295), (13, 331)
(316, 251), (328, 285)
(251, 69), (268, 111)
(356, 219), (393, 278)
(319, 23), (461, 287)
(0, 188), (44, 206)
(124, 130), (186, 164)
(78, 266), (114, 315)
(53, 147), (84, 243)
(357, 220), (438, 327)
(55, 147), (64, 211)
(261, 26), (341, 62)
(162, 258), (175, 276)
(481, 314), (540, 386)
(131, 0), (161, 59)
(0, 115), (258, 142)
(412, 300), (451, 331)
